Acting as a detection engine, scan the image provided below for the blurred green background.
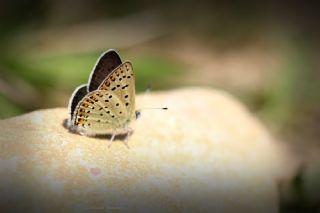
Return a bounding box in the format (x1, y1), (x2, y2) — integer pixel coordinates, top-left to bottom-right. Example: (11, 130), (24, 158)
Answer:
(0, 0), (319, 211)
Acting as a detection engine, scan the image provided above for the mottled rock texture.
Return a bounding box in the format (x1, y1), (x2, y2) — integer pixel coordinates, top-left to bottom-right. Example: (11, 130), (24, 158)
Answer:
(0, 88), (294, 212)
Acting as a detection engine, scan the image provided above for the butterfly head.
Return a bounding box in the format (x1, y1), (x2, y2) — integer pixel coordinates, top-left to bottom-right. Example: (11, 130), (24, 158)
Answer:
(135, 110), (141, 120)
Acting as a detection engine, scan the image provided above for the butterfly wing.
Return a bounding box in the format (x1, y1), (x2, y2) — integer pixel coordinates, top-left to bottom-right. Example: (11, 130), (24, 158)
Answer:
(70, 53), (136, 136)
(72, 90), (129, 135)
(68, 84), (88, 121)
(98, 61), (135, 120)
(87, 49), (122, 92)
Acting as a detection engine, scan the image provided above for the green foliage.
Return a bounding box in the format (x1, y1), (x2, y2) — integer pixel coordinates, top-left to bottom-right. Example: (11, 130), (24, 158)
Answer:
(133, 56), (183, 92)
(0, 51), (183, 118)
(0, 95), (24, 118)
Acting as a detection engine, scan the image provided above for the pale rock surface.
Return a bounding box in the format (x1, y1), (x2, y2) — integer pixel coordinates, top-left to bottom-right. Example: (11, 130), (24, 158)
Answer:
(0, 88), (294, 212)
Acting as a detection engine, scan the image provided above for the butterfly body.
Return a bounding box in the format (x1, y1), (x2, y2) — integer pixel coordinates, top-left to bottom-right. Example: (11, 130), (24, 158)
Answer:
(68, 50), (136, 138)
(72, 90), (135, 136)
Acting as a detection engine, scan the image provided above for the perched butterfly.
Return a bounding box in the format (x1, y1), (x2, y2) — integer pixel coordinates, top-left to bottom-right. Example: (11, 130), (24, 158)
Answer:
(67, 50), (140, 144)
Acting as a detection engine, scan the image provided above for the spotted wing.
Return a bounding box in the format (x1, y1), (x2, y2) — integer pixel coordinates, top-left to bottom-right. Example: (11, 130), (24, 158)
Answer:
(68, 84), (88, 121)
(72, 90), (130, 135)
(87, 49), (122, 92)
(98, 61), (135, 119)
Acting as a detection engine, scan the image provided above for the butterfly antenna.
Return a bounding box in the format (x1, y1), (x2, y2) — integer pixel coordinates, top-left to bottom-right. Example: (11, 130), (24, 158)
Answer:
(141, 84), (152, 103)
(145, 84), (151, 92)
(136, 107), (167, 119)
(139, 107), (168, 110)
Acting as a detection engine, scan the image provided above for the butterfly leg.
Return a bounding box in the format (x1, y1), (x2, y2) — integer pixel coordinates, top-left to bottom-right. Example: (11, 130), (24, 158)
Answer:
(122, 133), (130, 149)
(121, 126), (130, 149)
(108, 130), (117, 148)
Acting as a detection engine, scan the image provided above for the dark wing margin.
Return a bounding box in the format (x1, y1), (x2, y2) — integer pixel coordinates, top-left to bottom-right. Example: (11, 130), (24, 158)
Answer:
(87, 49), (122, 92)
(68, 84), (88, 121)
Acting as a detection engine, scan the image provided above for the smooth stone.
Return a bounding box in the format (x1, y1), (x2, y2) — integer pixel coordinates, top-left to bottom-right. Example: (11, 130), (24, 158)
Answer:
(0, 88), (295, 212)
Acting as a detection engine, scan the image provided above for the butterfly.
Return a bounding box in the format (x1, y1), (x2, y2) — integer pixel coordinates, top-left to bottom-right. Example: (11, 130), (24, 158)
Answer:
(67, 49), (139, 144)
